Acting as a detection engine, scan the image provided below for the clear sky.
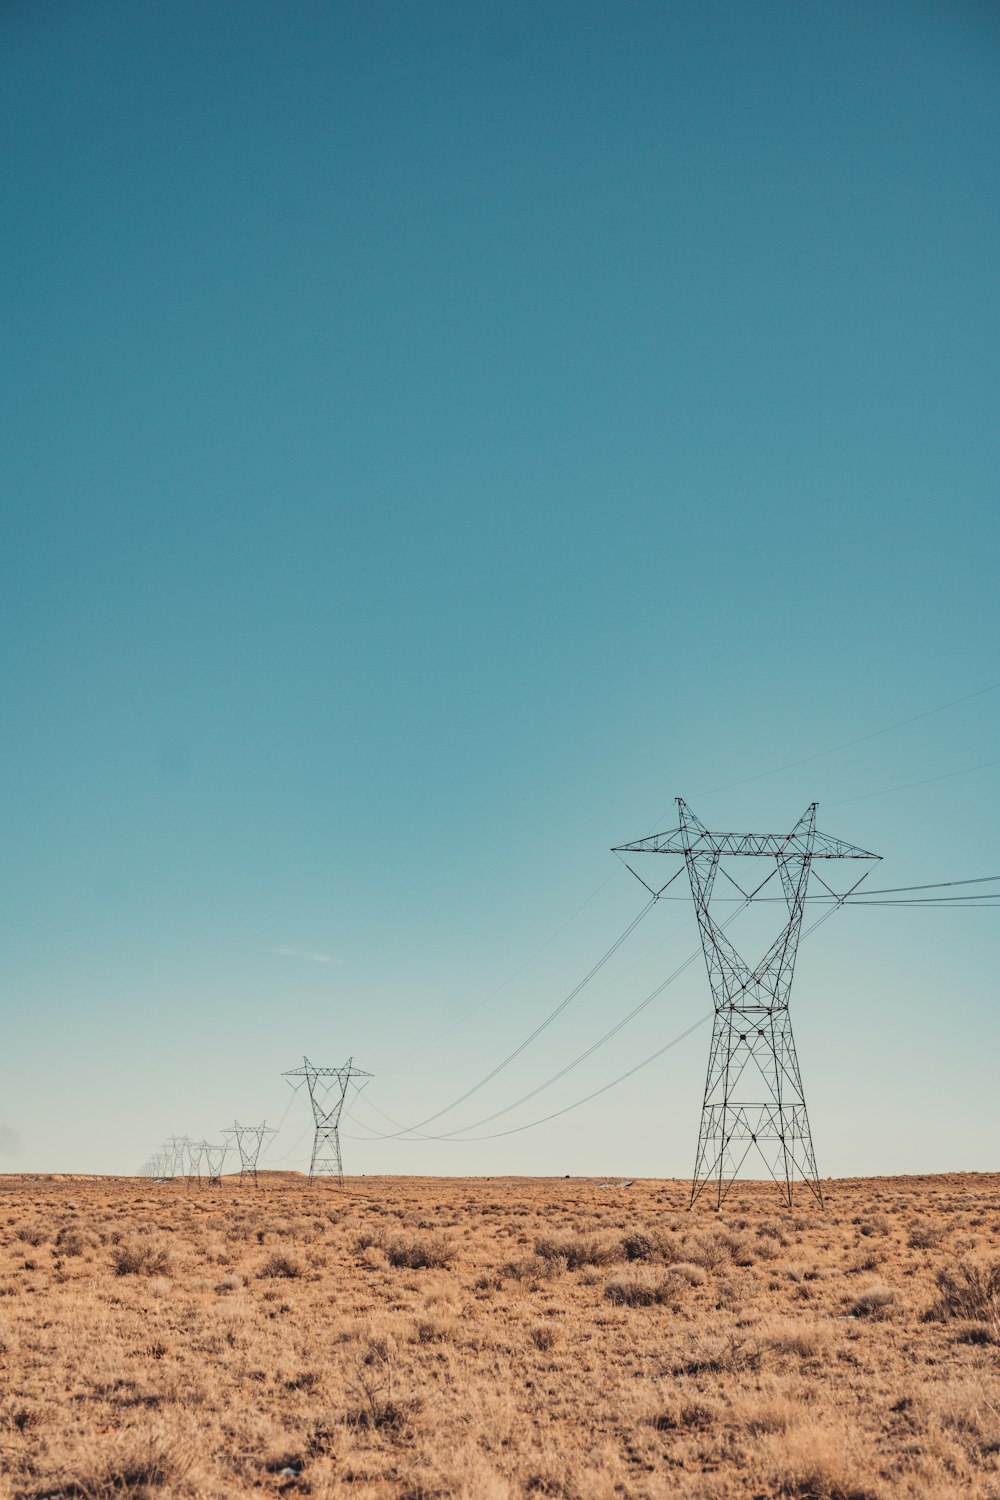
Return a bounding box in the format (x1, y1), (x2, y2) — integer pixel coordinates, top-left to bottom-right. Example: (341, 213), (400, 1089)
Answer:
(3, 2), (998, 1179)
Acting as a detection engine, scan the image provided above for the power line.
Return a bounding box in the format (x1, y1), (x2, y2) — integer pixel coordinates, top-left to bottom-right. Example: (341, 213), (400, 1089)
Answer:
(347, 883), (848, 1149)
(690, 678), (1000, 802)
(257, 1080), (304, 1162)
(841, 898), (1000, 908)
(378, 867), (625, 1070)
(347, 856), (994, 1149)
(345, 855), (992, 1151)
(857, 875), (1000, 894)
(639, 873), (1000, 904)
(365, 895), (659, 1139)
(381, 678), (999, 1097)
(827, 757), (1000, 807)
(356, 1013), (716, 1143)
(442, 896), (845, 1149)
(430, 902), (751, 1140)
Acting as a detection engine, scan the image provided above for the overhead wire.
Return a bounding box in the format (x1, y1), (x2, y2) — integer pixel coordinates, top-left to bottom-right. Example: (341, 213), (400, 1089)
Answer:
(347, 882), (817, 1145)
(260, 1076), (373, 1170)
(827, 757), (1000, 807)
(344, 678), (1000, 1153)
(377, 865), (626, 1071)
(360, 893), (661, 1140)
(639, 872), (1000, 905)
(349, 854), (997, 1146)
(258, 1082), (312, 1165)
(355, 939), (711, 1142)
(431, 909), (742, 1138)
(405, 886), (853, 1142)
(342, 848), (995, 1151)
(377, 678), (1000, 1125)
(348, 895), (853, 1146)
(689, 677), (1000, 801)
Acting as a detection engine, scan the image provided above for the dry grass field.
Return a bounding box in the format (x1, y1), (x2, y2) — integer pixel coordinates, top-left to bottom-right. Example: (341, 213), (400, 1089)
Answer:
(0, 1172), (997, 1499)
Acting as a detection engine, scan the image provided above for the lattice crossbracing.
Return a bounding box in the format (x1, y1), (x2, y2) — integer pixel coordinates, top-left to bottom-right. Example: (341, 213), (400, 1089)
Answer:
(614, 799), (879, 1208)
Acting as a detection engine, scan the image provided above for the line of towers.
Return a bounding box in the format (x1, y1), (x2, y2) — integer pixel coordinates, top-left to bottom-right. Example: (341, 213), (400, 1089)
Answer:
(139, 1059), (371, 1187)
(140, 800), (878, 1207)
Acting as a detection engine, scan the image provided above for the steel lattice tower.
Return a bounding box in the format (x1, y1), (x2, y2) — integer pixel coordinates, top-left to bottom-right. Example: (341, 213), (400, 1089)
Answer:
(203, 1142), (229, 1185)
(223, 1121), (276, 1186)
(282, 1057), (372, 1182)
(185, 1139), (205, 1182)
(615, 799), (879, 1208)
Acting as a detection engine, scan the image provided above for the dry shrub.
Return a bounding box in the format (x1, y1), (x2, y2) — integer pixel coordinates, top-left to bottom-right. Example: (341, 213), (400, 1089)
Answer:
(258, 1252), (303, 1279)
(34, 1430), (189, 1497)
(770, 1423), (881, 1499)
(763, 1320), (827, 1358)
(953, 1320), (999, 1346)
(648, 1399), (716, 1431)
(110, 1239), (172, 1277)
(684, 1229), (754, 1268)
(414, 1317), (453, 1344)
(356, 1229), (453, 1269)
(529, 1323), (558, 1351)
(854, 1214), (890, 1238)
(349, 1335), (419, 1432)
(604, 1269), (669, 1307)
(847, 1285), (895, 1319)
(498, 1253), (557, 1283)
(928, 1258), (1000, 1323)
(663, 1261), (706, 1286)
(534, 1232), (621, 1270)
(908, 1221), (945, 1250)
(383, 1234), (453, 1270)
(757, 1221), (790, 1248)
(679, 1332), (763, 1375)
(14, 1224), (48, 1247)
(619, 1228), (674, 1263)
(55, 1223), (100, 1257)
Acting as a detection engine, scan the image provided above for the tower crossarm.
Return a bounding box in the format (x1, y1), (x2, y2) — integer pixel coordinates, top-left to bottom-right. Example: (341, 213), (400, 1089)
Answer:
(282, 1058), (373, 1082)
(613, 828), (879, 860)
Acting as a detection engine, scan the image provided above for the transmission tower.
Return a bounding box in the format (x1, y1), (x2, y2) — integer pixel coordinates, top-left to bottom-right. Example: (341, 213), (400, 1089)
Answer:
(282, 1057), (372, 1182)
(203, 1141), (229, 1186)
(161, 1136), (186, 1178)
(614, 799), (879, 1209)
(222, 1121), (276, 1186)
(186, 1139), (205, 1182)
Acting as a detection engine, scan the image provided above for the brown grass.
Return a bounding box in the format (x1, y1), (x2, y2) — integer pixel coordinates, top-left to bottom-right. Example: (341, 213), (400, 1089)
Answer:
(0, 1171), (995, 1497)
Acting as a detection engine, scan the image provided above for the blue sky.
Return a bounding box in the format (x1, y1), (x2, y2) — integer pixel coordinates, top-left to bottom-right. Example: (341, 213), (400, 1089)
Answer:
(2, 2), (998, 1178)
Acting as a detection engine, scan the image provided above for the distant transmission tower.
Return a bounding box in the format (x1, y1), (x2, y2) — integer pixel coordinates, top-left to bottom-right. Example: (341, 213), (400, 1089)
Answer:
(186, 1139), (205, 1182)
(223, 1121), (277, 1186)
(162, 1136), (187, 1178)
(614, 799), (878, 1208)
(203, 1141), (229, 1186)
(282, 1057), (372, 1182)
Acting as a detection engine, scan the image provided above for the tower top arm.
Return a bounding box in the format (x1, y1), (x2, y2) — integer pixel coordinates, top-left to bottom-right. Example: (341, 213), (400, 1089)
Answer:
(613, 826), (879, 859)
(282, 1055), (373, 1080)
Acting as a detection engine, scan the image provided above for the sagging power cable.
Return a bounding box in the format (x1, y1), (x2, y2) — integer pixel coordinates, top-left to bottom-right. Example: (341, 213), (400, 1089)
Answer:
(364, 893), (662, 1140)
(348, 890), (852, 1146)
